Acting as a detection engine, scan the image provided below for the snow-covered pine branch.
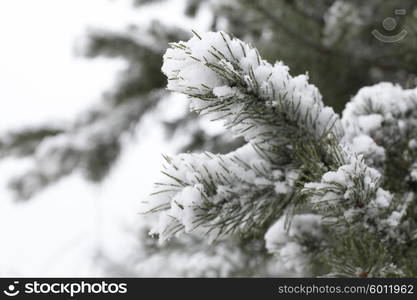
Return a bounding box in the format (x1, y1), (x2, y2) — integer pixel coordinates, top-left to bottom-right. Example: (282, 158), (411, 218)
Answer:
(147, 144), (298, 242)
(144, 31), (343, 242)
(144, 31), (417, 277)
(161, 31), (342, 147)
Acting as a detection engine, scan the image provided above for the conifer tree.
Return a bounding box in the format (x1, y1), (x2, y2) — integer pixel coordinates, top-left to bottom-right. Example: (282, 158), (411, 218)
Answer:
(1, 0), (417, 277)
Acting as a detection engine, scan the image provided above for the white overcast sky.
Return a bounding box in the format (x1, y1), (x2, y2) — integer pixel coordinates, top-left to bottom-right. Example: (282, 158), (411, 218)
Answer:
(0, 0), (211, 276)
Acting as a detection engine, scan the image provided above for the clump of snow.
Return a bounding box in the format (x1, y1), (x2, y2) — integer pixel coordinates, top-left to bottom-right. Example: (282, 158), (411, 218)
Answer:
(342, 82), (417, 168)
(350, 134), (385, 163)
(273, 169), (299, 195)
(357, 114), (384, 134)
(264, 214), (323, 276)
(274, 182), (289, 195)
(373, 188), (392, 208)
(344, 83), (416, 120)
(213, 85), (236, 97)
(342, 83), (417, 139)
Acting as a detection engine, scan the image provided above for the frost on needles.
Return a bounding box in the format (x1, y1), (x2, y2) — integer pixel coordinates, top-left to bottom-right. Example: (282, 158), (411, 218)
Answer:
(143, 31), (417, 277)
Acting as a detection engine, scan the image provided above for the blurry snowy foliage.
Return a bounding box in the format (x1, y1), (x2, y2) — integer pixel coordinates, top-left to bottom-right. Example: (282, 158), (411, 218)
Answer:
(1, 0), (417, 277)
